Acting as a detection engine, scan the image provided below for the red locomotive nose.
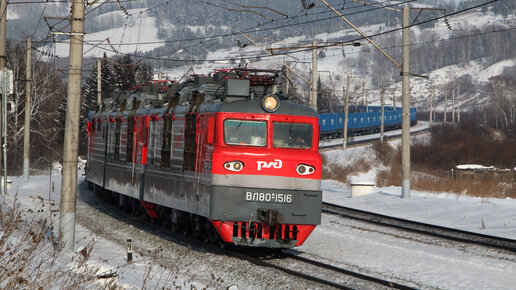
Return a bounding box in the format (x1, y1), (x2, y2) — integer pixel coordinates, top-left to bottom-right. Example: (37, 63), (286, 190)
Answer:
(213, 147), (321, 181)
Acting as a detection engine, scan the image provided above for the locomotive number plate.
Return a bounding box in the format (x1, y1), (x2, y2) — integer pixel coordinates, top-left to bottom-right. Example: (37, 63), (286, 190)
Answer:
(245, 191), (293, 204)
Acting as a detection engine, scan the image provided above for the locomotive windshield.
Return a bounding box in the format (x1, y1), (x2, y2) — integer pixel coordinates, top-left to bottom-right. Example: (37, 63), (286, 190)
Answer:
(224, 119), (267, 146)
(273, 122), (313, 149)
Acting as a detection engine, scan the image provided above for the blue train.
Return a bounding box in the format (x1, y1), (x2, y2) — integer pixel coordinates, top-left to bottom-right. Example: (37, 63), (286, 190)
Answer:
(319, 106), (417, 138)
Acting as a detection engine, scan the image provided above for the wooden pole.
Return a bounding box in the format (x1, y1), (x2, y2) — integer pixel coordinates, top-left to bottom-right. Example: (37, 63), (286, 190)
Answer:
(59, 0), (85, 252)
(23, 38), (32, 179)
(343, 76), (350, 150)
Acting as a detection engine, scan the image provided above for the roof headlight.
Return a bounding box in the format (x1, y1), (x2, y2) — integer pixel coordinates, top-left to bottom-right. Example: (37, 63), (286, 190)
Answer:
(262, 95), (280, 112)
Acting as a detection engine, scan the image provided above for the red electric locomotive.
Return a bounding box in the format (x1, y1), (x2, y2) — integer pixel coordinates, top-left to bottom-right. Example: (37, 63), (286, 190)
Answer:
(86, 69), (322, 248)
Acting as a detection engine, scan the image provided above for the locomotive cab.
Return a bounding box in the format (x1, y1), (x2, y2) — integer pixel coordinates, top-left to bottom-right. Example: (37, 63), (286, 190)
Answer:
(206, 96), (322, 248)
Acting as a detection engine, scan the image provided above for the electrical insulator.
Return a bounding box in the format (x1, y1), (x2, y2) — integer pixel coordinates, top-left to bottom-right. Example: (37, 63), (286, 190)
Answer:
(444, 18), (452, 30)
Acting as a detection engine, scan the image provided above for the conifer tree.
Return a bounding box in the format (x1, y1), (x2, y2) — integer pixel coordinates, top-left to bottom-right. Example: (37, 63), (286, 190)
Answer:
(136, 62), (154, 85)
(113, 55), (137, 90)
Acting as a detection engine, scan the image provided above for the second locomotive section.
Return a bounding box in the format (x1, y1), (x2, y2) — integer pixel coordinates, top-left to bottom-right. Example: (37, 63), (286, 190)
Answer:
(86, 71), (322, 248)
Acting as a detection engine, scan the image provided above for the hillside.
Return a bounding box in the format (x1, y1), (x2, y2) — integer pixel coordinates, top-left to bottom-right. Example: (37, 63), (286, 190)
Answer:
(6, 0), (516, 116)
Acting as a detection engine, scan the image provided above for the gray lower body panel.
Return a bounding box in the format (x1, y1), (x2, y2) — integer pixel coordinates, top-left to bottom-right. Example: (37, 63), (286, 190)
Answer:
(87, 159), (320, 225)
(209, 185), (322, 225)
(143, 167), (210, 217)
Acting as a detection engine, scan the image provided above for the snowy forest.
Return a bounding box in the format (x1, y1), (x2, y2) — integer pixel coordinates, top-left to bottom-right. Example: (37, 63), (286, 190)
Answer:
(1, 0), (515, 174)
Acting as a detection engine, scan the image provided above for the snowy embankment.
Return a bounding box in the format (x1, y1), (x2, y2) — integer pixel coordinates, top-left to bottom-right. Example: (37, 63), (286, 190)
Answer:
(2, 174), (322, 289)
(296, 137), (516, 289)
(1, 173), (217, 288)
(321, 138), (516, 240)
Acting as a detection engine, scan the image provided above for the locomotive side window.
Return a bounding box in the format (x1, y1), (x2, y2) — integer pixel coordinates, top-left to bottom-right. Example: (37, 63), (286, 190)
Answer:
(126, 116), (134, 163)
(224, 120), (266, 147)
(148, 120), (157, 165)
(273, 123), (312, 149)
(114, 117), (121, 161)
(161, 115), (173, 168)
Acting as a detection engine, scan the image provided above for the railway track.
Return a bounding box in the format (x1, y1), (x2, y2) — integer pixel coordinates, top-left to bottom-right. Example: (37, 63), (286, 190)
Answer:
(80, 185), (417, 289)
(323, 202), (516, 253)
(225, 247), (416, 290)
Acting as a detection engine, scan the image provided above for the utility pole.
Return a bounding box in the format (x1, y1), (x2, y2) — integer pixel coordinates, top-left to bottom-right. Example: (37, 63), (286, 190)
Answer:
(483, 105), (487, 125)
(321, 0), (423, 198)
(429, 86), (434, 129)
(401, 5), (411, 198)
(0, 0), (5, 71)
(97, 58), (102, 106)
(444, 90), (448, 124)
(452, 86), (455, 124)
(457, 84), (461, 123)
(364, 90), (369, 113)
(361, 80), (365, 110)
(285, 61), (291, 98)
(392, 88), (396, 110)
(0, 0), (6, 190)
(23, 38), (31, 180)
(380, 83), (385, 143)
(342, 76), (350, 150)
(1, 68), (6, 195)
(310, 40), (317, 112)
(59, 0), (85, 252)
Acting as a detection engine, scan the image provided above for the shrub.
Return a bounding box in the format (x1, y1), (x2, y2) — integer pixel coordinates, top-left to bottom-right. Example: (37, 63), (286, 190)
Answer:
(322, 158), (372, 185)
(371, 140), (395, 166)
(0, 196), (114, 289)
(413, 121), (516, 170)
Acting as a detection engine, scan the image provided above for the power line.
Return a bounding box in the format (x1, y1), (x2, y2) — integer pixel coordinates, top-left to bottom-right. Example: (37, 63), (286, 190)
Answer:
(301, 25), (516, 60)
(37, 0), (501, 65)
(76, 22), (514, 64)
(147, 0), (417, 59)
(30, 1), (48, 40)
(154, 0), (501, 61)
(257, 0), (501, 57)
(37, 0), (418, 47)
(34, 0), (413, 66)
(143, 0), (173, 13)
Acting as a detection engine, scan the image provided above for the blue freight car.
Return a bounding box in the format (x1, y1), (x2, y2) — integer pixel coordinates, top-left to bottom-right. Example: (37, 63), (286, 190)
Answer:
(319, 106), (417, 139)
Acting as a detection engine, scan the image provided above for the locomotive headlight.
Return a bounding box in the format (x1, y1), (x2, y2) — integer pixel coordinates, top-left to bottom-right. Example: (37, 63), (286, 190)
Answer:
(262, 95), (280, 112)
(224, 161), (244, 172)
(296, 164), (315, 175)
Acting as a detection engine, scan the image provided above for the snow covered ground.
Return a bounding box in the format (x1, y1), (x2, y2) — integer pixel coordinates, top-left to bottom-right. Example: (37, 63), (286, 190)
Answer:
(3, 134), (515, 289)
(322, 179), (516, 240)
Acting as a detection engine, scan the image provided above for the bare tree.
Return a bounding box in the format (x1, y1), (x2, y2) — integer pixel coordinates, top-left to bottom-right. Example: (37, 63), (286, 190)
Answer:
(5, 41), (67, 173)
(488, 75), (516, 130)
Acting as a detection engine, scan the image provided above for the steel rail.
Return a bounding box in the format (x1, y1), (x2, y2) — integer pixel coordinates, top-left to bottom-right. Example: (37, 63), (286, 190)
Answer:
(322, 202), (516, 253)
(223, 247), (416, 290)
(223, 249), (350, 289)
(277, 251), (417, 289)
